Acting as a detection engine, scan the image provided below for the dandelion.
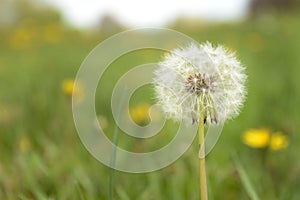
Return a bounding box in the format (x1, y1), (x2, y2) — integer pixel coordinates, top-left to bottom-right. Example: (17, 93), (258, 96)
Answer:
(269, 132), (289, 151)
(9, 26), (36, 50)
(153, 42), (247, 200)
(242, 128), (270, 148)
(154, 42), (247, 124)
(62, 79), (75, 97)
(62, 78), (84, 103)
(43, 22), (64, 44)
(242, 128), (289, 151)
(130, 103), (151, 126)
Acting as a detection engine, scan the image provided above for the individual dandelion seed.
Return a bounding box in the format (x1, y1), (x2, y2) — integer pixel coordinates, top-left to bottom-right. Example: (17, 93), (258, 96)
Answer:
(153, 42), (247, 124)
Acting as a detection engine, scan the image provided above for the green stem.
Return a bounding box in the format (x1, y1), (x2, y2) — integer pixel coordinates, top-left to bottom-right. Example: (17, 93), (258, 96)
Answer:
(198, 113), (208, 200)
(108, 87), (127, 200)
(108, 124), (120, 200)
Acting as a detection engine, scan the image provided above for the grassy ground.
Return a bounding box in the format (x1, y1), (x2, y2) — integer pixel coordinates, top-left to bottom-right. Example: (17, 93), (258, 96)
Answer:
(0, 10), (300, 200)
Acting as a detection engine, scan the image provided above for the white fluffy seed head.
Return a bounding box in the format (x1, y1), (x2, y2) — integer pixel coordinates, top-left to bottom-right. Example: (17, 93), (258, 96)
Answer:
(153, 42), (247, 124)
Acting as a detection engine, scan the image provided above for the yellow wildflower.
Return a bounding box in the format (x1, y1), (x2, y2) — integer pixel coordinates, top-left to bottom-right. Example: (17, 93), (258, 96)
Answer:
(130, 103), (150, 126)
(62, 79), (75, 96)
(9, 26), (36, 50)
(242, 128), (270, 148)
(43, 22), (64, 44)
(18, 136), (31, 153)
(61, 79), (84, 103)
(269, 132), (289, 151)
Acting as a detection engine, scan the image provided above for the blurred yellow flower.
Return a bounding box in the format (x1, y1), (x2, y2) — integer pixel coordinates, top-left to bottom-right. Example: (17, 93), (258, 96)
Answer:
(9, 26), (36, 50)
(62, 79), (75, 96)
(242, 128), (270, 148)
(269, 132), (289, 151)
(130, 103), (150, 126)
(61, 79), (84, 103)
(243, 128), (289, 151)
(18, 136), (31, 153)
(43, 22), (64, 44)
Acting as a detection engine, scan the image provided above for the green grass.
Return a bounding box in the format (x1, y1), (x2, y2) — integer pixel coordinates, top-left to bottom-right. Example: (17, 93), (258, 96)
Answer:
(1, 10), (300, 199)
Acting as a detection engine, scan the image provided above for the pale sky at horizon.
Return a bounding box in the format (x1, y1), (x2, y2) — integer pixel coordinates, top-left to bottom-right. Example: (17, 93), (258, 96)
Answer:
(44, 0), (250, 27)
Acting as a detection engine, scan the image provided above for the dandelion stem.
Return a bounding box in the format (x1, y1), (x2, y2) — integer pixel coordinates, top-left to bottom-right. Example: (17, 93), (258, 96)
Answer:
(198, 112), (208, 200)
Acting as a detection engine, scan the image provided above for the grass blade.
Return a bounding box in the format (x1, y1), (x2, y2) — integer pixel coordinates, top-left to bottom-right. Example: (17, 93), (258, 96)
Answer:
(232, 152), (260, 200)
(108, 87), (128, 200)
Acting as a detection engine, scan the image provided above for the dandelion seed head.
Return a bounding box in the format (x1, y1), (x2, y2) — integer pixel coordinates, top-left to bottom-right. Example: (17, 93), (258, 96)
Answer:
(153, 42), (247, 124)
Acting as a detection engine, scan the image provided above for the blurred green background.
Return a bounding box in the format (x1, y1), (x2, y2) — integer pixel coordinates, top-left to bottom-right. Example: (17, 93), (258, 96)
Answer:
(0, 0), (299, 199)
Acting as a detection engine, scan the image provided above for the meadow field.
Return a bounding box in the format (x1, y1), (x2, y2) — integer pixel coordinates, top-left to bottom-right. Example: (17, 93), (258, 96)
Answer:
(0, 3), (300, 200)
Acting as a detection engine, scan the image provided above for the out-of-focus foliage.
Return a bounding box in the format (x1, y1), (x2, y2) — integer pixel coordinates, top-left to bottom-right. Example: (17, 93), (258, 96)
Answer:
(249, 0), (300, 13)
(0, 0), (61, 27)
